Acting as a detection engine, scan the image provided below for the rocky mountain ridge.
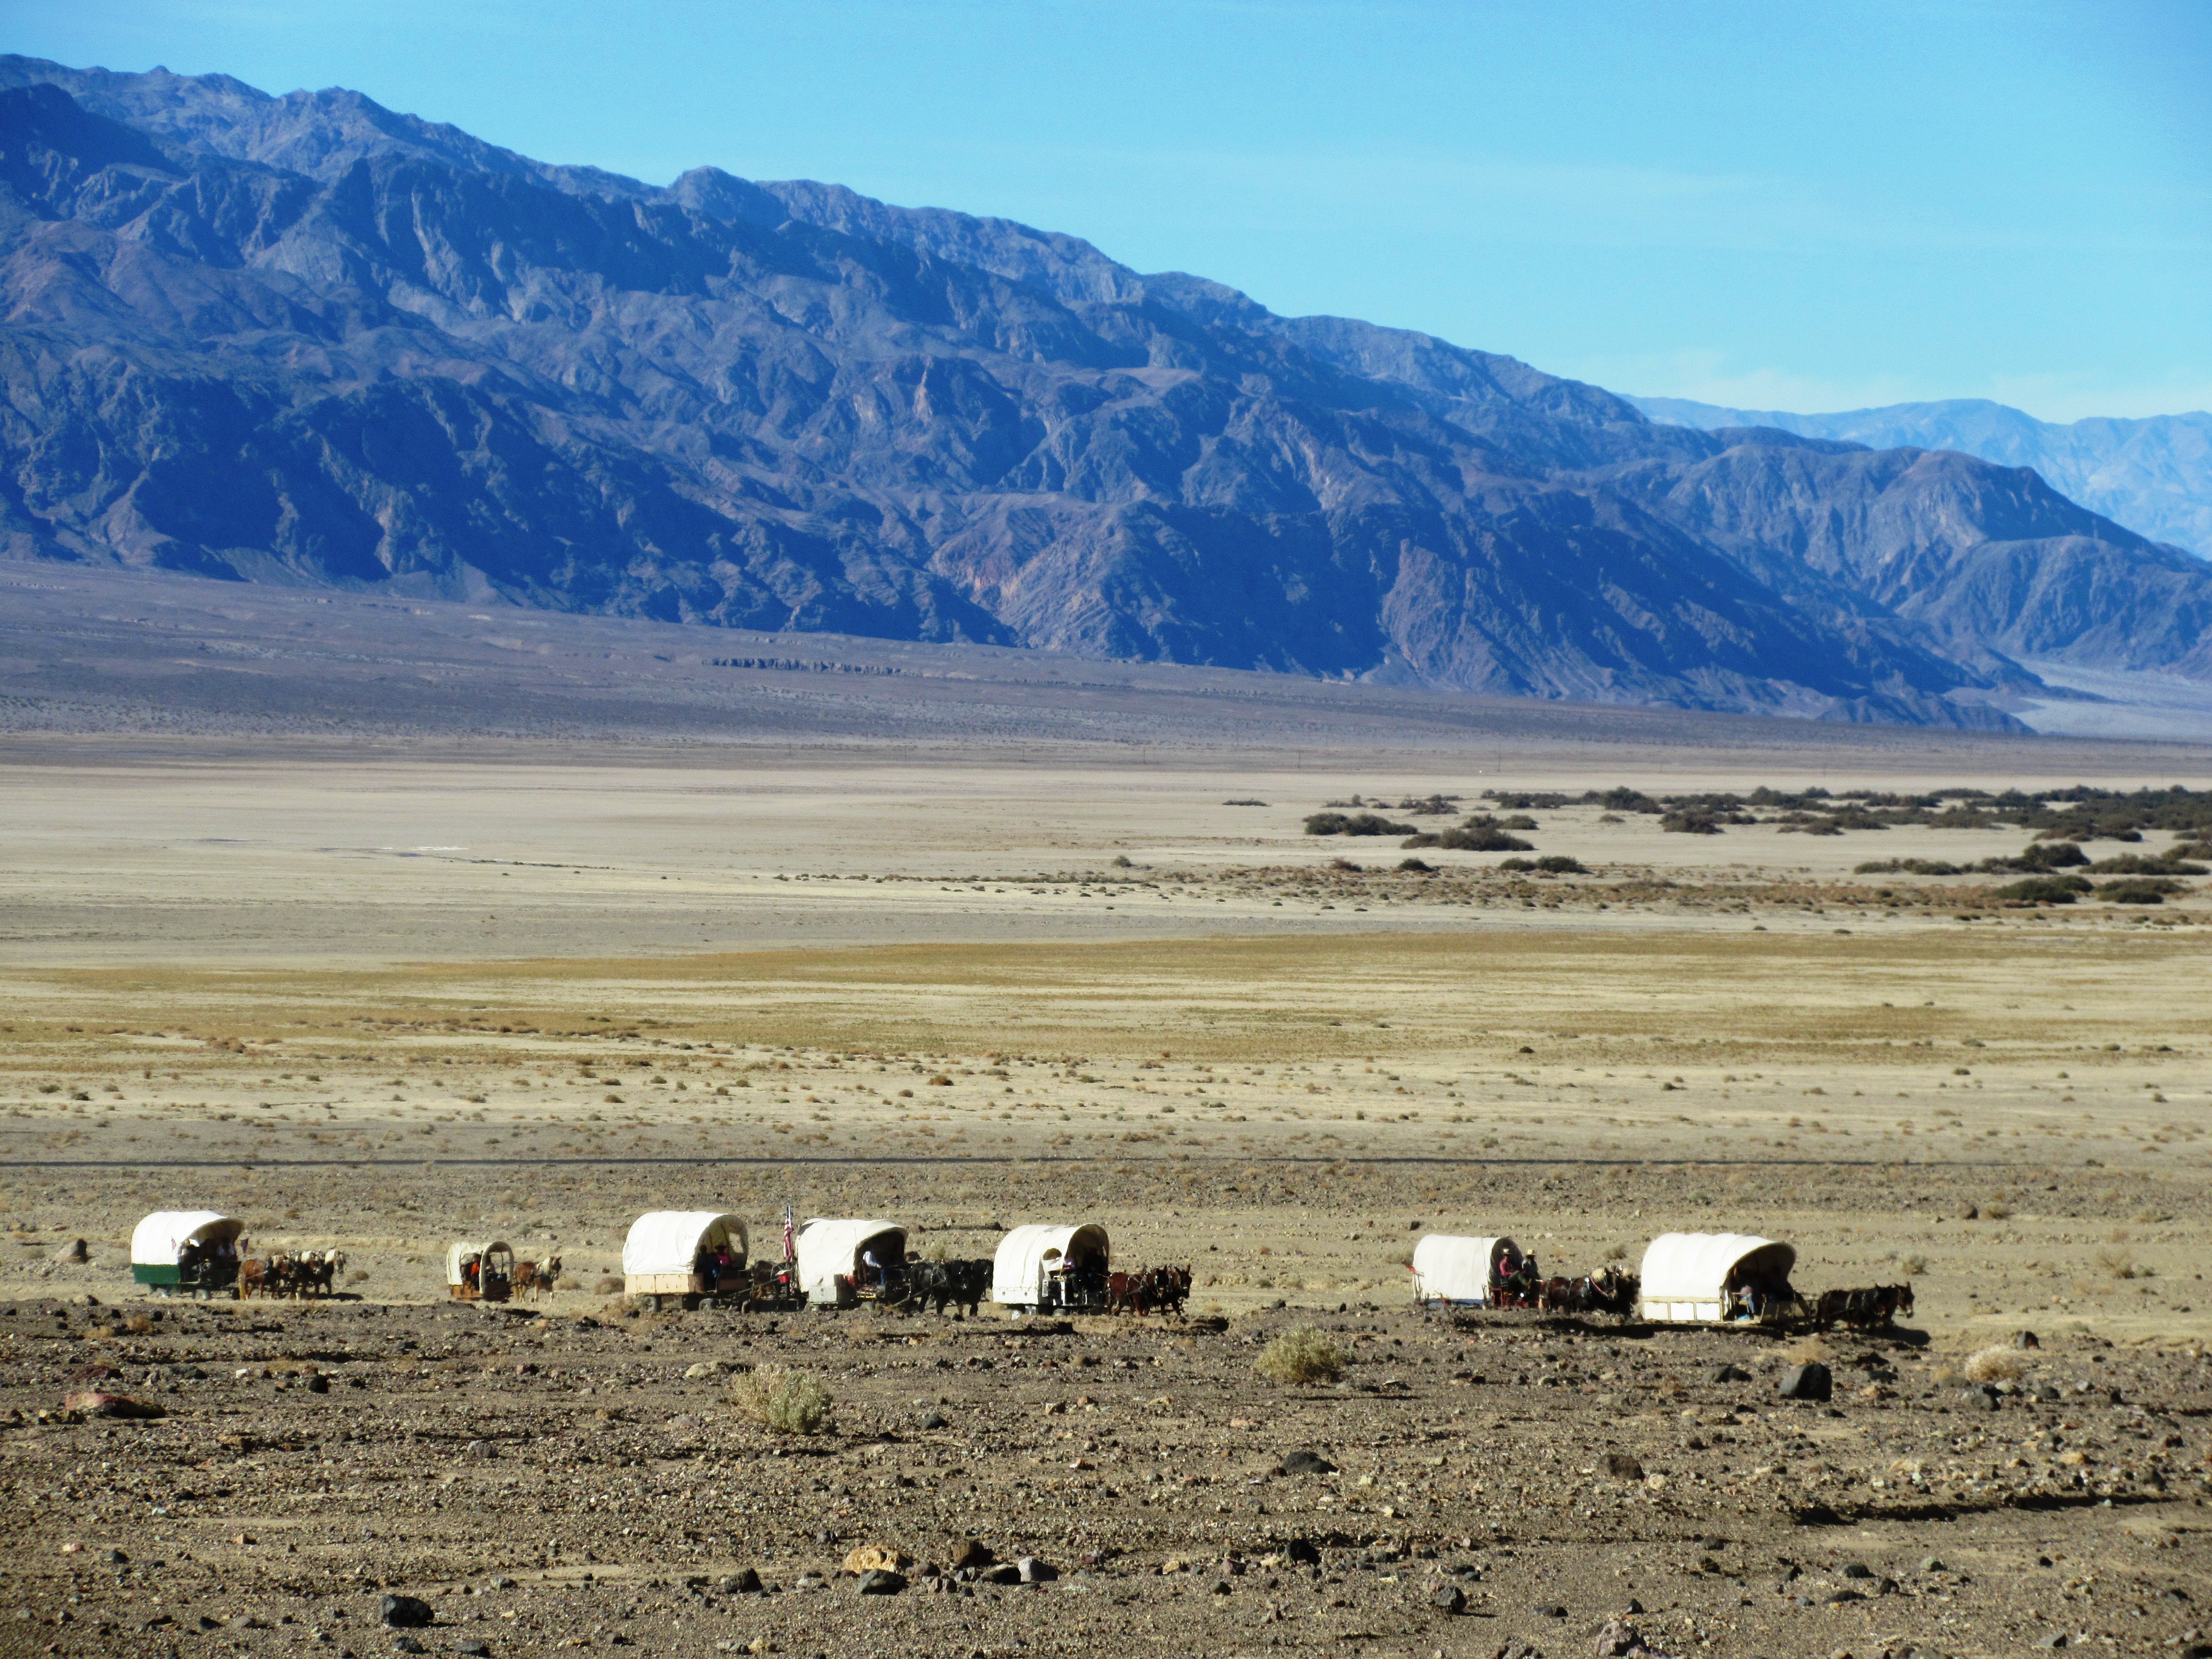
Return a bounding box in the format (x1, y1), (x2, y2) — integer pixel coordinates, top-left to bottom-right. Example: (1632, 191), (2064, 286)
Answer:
(2, 55), (2208, 728)
(1633, 394), (2212, 560)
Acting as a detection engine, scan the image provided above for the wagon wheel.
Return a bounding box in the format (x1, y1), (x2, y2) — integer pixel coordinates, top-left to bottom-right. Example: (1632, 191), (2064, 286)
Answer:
(639, 1294), (661, 1313)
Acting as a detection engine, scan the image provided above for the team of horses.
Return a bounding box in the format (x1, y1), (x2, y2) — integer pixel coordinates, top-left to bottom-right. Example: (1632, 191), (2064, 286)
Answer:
(1105, 1264), (1192, 1315)
(1814, 1282), (1915, 1330)
(237, 1249), (346, 1299)
(903, 1258), (992, 1317)
(510, 1255), (562, 1300)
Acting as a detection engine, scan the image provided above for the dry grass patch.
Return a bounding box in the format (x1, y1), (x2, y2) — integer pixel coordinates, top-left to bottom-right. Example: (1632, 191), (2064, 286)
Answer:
(729, 1366), (834, 1435)
(1256, 1326), (1344, 1386)
(1963, 1346), (2026, 1383)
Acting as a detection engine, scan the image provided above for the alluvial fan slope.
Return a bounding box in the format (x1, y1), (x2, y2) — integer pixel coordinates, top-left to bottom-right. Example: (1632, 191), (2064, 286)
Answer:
(2, 56), (2209, 726)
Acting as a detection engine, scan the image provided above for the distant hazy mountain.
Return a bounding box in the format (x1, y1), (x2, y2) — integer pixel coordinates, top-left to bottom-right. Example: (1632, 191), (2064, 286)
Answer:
(1633, 395), (2212, 558)
(5, 58), (2212, 728)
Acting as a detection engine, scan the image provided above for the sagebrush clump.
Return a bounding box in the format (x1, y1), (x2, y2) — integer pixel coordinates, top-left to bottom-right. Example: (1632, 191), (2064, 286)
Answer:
(1256, 1326), (1345, 1386)
(730, 1366), (834, 1434)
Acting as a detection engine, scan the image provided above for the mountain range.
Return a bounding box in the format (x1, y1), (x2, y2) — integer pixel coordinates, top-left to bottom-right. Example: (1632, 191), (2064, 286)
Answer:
(1632, 396), (2212, 560)
(2, 55), (2210, 731)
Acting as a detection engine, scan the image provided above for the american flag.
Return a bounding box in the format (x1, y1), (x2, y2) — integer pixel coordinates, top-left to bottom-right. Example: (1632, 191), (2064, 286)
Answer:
(782, 1204), (795, 1263)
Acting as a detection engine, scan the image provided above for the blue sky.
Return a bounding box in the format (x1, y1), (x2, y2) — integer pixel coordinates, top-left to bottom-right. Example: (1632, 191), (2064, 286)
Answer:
(7, 0), (2207, 421)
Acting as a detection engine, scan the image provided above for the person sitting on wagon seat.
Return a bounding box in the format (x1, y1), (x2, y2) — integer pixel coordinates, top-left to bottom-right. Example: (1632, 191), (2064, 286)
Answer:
(1726, 1265), (1761, 1319)
(861, 1245), (884, 1289)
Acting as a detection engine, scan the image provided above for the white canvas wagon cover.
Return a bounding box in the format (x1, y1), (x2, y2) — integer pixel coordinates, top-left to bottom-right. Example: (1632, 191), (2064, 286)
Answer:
(992, 1223), (1109, 1305)
(131, 1211), (244, 1266)
(623, 1212), (748, 1278)
(1640, 1232), (1795, 1322)
(1410, 1233), (1520, 1304)
(447, 1240), (511, 1286)
(795, 1218), (905, 1299)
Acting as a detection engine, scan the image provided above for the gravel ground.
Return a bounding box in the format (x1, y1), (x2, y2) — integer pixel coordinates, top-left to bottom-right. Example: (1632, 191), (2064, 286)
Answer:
(6, 1280), (2209, 1659)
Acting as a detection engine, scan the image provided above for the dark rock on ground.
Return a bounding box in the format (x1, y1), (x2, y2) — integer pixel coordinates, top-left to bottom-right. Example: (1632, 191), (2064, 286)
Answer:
(380, 1594), (433, 1629)
(855, 1569), (907, 1595)
(1777, 1363), (1832, 1402)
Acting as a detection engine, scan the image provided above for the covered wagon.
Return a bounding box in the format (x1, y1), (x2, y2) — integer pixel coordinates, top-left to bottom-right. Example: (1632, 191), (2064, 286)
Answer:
(795, 1218), (906, 1308)
(623, 1212), (749, 1310)
(1410, 1233), (1524, 1308)
(448, 1240), (515, 1303)
(1639, 1233), (1798, 1323)
(993, 1223), (1109, 1313)
(132, 1211), (246, 1297)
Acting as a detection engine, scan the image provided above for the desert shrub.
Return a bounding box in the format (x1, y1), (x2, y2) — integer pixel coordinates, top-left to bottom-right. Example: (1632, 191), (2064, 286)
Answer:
(1602, 1243), (1627, 1261)
(1498, 857), (1535, 871)
(2172, 840), (2212, 860)
(1982, 1198), (2013, 1220)
(729, 1366), (834, 1434)
(1993, 875), (2091, 905)
(2098, 878), (2180, 904)
(1223, 798), (1269, 806)
(348, 1269), (371, 1284)
(1597, 787), (1661, 814)
(554, 1275), (581, 1290)
(1898, 1254), (1927, 1276)
(1962, 1346), (2024, 1382)
(2088, 853), (2207, 875)
(2012, 841), (2090, 871)
(1305, 811), (1416, 836)
(1498, 813), (1539, 830)
(1399, 833), (1440, 849)
(1397, 857), (1433, 872)
(1855, 858), (1962, 876)
(1110, 854), (1133, 868)
(594, 1275), (623, 1294)
(1660, 809), (1723, 834)
(2094, 1248), (2139, 1280)
(1256, 1326), (1345, 1386)
(1533, 854), (1585, 874)
(1330, 856), (1362, 872)
(1436, 817), (1533, 852)
(1782, 1334), (1833, 1365)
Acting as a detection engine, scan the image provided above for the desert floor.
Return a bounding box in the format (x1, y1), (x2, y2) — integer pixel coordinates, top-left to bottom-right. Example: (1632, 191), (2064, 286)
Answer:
(4, 735), (2212, 1659)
